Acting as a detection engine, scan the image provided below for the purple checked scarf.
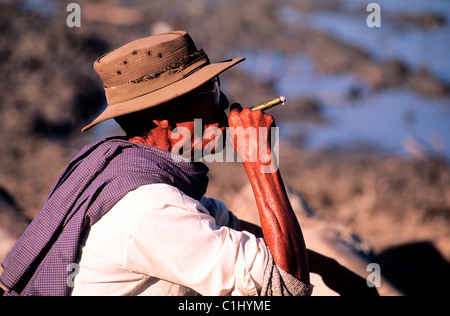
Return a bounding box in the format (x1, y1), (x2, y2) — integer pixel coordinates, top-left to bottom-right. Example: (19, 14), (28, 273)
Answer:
(0, 137), (209, 296)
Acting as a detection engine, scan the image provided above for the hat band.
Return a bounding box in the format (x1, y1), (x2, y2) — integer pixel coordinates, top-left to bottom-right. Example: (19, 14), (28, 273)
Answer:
(105, 50), (210, 106)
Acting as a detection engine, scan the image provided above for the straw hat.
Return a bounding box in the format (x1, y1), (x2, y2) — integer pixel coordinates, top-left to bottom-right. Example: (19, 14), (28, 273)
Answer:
(82, 31), (245, 131)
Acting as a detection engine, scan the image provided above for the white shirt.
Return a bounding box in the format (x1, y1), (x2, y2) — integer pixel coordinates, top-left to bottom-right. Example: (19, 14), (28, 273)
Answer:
(72, 183), (269, 296)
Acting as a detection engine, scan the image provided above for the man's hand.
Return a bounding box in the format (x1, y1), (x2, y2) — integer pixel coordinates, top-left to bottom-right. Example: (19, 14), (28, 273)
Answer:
(228, 103), (275, 168)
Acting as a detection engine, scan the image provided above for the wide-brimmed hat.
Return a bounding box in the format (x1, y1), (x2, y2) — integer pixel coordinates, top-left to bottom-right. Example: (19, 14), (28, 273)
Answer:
(82, 31), (245, 132)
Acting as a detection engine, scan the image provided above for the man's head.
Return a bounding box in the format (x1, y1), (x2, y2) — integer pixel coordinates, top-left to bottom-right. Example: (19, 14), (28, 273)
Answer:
(114, 76), (229, 137)
(114, 75), (231, 159)
(82, 31), (244, 132)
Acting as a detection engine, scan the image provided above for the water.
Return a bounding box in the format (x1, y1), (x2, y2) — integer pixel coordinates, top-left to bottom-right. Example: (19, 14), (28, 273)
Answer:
(296, 90), (450, 158)
(21, 0), (57, 16)
(281, 0), (450, 83)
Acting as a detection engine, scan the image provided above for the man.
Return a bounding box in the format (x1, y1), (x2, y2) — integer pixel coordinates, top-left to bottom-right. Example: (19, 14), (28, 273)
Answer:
(0, 31), (376, 296)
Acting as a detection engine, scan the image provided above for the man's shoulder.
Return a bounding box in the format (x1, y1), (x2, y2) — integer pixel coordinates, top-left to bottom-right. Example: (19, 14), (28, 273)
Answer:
(121, 183), (202, 211)
(96, 183), (201, 228)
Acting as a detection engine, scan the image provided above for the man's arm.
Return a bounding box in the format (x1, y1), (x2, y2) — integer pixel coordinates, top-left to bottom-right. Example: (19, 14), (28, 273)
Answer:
(228, 105), (310, 284)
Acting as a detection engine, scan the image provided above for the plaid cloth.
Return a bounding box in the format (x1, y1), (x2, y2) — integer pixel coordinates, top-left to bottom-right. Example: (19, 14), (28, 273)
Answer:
(0, 138), (209, 296)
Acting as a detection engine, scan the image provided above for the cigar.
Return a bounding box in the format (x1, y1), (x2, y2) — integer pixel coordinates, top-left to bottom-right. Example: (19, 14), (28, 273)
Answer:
(251, 96), (287, 112)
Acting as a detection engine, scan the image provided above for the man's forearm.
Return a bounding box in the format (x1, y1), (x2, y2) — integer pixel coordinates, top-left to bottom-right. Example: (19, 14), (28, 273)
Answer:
(244, 164), (310, 284)
(227, 104), (309, 284)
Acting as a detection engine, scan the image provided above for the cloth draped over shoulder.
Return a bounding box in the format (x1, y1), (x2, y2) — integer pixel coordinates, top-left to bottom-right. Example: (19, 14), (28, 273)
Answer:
(0, 138), (209, 296)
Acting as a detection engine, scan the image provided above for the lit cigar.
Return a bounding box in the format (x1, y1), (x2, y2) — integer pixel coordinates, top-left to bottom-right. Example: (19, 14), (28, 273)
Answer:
(251, 96), (287, 112)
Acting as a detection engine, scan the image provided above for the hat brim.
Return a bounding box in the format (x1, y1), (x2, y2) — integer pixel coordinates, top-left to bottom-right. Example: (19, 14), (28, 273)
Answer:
(82, 57), (245, 132)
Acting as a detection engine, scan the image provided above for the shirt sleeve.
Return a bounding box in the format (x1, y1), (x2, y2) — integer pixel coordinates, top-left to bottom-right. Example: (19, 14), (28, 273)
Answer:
(200, 196), (241, 230)
(261, 251), (314, 296)
(121, 184), (268, 296)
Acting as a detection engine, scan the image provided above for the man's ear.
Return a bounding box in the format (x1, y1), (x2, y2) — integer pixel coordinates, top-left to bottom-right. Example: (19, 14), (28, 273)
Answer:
(153, 119), (171, 130)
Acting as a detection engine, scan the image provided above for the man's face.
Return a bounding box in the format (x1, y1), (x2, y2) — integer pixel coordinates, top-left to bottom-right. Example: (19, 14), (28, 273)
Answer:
(167, 78), (230, 160)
